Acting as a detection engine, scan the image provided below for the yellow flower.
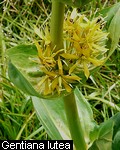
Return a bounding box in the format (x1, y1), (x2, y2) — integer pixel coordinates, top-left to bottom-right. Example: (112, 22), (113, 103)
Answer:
(34, 40), (63, 69)
(64, 9), (108, 78)
(34, 38), (81, 95)
(33, 9), (108, 96)
(36, 56), (81, 95)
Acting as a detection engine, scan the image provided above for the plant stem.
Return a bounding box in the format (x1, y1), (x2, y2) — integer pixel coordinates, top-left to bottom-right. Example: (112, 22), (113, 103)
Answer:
(63, 92), (87, 150)
(50, 0), (65, 51)
(50, 1), (86, 149)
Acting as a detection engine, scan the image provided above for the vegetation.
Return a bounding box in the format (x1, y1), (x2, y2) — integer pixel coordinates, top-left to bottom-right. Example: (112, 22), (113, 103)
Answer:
(0, 0), (120, 149)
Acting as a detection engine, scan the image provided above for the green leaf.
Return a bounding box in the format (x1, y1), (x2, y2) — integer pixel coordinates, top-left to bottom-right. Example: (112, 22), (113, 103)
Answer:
(7, 44), (38, 69)
(32, 96), (70, 140)
(8, 62), (40, 97)
(74, 87), (97, 144)
(107, 6), (120, 58)
(99, 120), (113, 141)
(55, 0), (92, 7)
(89, 112), (120, 150)
(111, 112), (120, 150)
(32, 87), (97, 143)
(7, 44), (47, 97)
(6, 44), (44, 78)
(98, 2), (120, 59)
(112, 130), (120, 150)
(89, 119), (113, 150)
(99, 2), (120, 28)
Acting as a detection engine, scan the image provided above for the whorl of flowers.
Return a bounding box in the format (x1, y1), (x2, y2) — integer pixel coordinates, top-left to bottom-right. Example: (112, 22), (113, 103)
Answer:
(34, 9), (108, 96)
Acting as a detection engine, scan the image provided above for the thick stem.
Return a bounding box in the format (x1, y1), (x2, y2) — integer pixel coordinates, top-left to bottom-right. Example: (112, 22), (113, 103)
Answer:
(50, 1), (86, 149)
(63, 92), (87, 150)
(50, 0), (65, 51)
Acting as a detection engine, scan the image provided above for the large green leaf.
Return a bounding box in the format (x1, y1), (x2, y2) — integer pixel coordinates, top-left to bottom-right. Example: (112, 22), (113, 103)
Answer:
(7, 44), (46, 97)
(55, 0), (92, 7)
(99, 2), (120, 28)
(112, 130), (120, 150)
(32, 87), (96, 144)
(7, 44), (44, 78)
(7, 44), (38, 69)
(98, 2), (120, 59)
(89, 119), (113, 150)
(7, 44), (42, 79)
(8, 62), (40, 97)
(112, 113), (120, 150)
(32, 96), (70, 140)
(74, 87), (97, 144)
(89, 112), (120, 150)
(108, 6), (120, 58)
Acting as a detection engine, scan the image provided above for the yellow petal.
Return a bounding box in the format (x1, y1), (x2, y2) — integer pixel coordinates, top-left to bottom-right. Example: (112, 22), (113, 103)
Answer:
(69, 59), (80, 74)
(83, 61), (90, 79)
(63, 75), (81, 82)
(58, 76), (63, 93)
(62, 79), (72, 93)
(82, 48), (91, 57)
(34, 26), (44, 39)
(92, 43), (107, 52)
(70, 9), (78, 21)
(58, 56), (63, 75)
(73, 42), (83, 55)
(44, 78), (51, 95)
(52, 49), (64, 57)
(51, 77), (58, 91)
(73, 32), (80, 41)
(34, 40), (43, 59)
(45, 26), (50, 36)
(44, 26), (51, 45)
(41, 67), (56, 77)
(56, 86), (61, 95)
(69, 64), (77, 74)
(88, 57), (104, 66)
(37, 75), (48, 87)
(60, 53), (79, 59)
(44, 45), (51, 57)
(58, 76), (62, 88)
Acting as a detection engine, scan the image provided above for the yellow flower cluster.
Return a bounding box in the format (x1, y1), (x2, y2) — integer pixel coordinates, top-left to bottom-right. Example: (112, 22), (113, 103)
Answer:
(34, 39), (81, 95)
(34, 10), (108, 96)
(64, 9), (108, 78)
